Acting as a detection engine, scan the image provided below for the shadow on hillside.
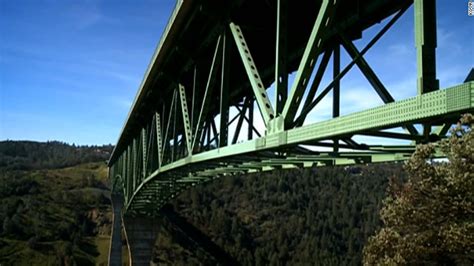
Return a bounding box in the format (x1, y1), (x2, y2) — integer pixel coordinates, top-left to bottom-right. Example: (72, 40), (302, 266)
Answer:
(78, 239), (100, 257)
(160, 204), (238, 265)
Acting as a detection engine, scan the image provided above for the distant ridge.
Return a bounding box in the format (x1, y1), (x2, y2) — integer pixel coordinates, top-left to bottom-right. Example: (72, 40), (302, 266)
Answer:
(0, 140), (114, 170)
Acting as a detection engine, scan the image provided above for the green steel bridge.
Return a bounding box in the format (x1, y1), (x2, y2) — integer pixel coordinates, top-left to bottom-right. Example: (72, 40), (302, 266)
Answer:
(107, 1), (473, 262)
(109, 0), (473, 216)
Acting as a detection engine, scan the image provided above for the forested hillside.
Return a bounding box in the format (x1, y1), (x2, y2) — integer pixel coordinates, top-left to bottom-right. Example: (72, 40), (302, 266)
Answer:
(0, 140), (113, 170)
(153, 163), (406, 265)
(0, 141), (113, 265)
(0, 140), (409, 265)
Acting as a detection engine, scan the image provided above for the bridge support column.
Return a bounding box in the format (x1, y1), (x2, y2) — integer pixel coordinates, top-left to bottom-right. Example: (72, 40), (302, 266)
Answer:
(109, 194), (123, 266)
(122, 216), (160, 266)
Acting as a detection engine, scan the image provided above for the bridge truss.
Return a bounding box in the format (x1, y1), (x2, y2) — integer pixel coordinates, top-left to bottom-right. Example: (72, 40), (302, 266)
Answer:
(109, 0), (474, 216)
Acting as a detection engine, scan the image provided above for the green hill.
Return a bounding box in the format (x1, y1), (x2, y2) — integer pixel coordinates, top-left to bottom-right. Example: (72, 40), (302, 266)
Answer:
(0, 140), (113, 171)
(0, 141), (113, 266)
(0, 140), (406, 265)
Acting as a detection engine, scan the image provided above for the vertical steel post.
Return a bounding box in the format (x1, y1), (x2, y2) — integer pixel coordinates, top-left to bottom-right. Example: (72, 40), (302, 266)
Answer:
(191, 66), (197, 131)
(333, 45), (340, 152)
(415, 0), (439, 94)
(415, 0), (438, 137)
(275, 0), (288, 115)
(233, 98), (248, 144)
(126, 147), (130, 200)
(132, 143), (137, 197)
(172, 94), (178, 162)
(129, 144), (133, 202)
(141, 127), (147, 178)
(132, 139), (137, 194)
(211, 119), (218, 147)
(200, 121), (208, 149)
(248, 97), (254, 140)
(206, 121), (211, 150)
(155, 113), (163, 168)
(220, 30), (230, 147)
(122, 152), (127, 196)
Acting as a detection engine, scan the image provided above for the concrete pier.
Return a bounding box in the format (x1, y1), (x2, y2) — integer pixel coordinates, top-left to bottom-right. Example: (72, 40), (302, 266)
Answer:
(122, 216), (160, 266)
(108, 194), (123, 266)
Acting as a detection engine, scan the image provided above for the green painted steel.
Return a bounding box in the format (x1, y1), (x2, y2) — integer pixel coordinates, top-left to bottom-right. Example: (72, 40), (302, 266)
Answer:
(229, 22), (275, 125)
(219, 30), (231, 148)
(107, 0), (473, 217)
(282, 0), (337, 127)
(275, 0), (288, 115)
(192, 36), (222, 151)
(123, 82), (473, 214)
(415, 0), (439, 94)
(178, 84), (193, 155)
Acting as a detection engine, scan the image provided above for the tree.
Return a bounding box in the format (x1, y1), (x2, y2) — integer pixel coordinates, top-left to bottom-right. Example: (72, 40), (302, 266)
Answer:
(2, 217), (14, 235)
(363, 114), (474, 265)
(27, 236), (38, 249)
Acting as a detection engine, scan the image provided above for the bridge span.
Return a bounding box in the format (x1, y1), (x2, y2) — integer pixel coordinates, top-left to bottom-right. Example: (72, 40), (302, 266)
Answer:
(108, 0), (473, 264)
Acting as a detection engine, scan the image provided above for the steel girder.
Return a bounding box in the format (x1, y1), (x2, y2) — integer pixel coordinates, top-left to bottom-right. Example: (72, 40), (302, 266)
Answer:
(108, 0), (474, 216)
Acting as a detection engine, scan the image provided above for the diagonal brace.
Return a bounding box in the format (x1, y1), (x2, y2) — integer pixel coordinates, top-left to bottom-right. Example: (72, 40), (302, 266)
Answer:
(340, 35), (419, 136)
(296, 49), (332, 126)
(340, 35), (394, 103)
(282, 0), (338, 127)
(178, 84), (193, 155)
(229, 22), (275, 126)
(193, 37), (222, 149)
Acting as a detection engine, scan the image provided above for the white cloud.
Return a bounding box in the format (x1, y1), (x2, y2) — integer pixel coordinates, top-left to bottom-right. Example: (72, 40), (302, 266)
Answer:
(388, 43), (414, 57)
(65, 0), (109, 30)
(109, 96), (133, 110)
(386, 73), (417, 100)
(437, 27), (463, 56)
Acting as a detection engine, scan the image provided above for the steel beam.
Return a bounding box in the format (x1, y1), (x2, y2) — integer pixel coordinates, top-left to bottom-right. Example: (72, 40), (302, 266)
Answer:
(220, 30), (230, 147)
(415, 0), (439, 94)
(293, 6), (410, 127)
(248, 97), (254, 140)
(109, 0), (473, 215)
(297, 50), (332, 126)
(361, 131), (425, 141)
(275, 0), (288, 115)
(232, 97), (249, 144)
(193, 36), (222, 149)
(142, 127), (147, 178)
(155, 113), (163, 168)
(178, 84), (193, 155)
(172, 91), (178, 162)
(162, 91), (176, 164)
(123, 82), (473, 212)
(229, 22), (275, 125)
(340, 36), (394, 103)
(333, 44), (340, 152)
(132, 138), (138, 193)
(282, 0), (337, 127)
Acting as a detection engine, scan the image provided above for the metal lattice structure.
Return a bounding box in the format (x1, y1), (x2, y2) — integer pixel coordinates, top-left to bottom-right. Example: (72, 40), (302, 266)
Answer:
(108, 0), (474, 216)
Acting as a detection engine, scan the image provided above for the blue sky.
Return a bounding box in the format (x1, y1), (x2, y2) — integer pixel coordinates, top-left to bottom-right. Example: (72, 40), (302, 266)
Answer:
(0, 0), (472, 145)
